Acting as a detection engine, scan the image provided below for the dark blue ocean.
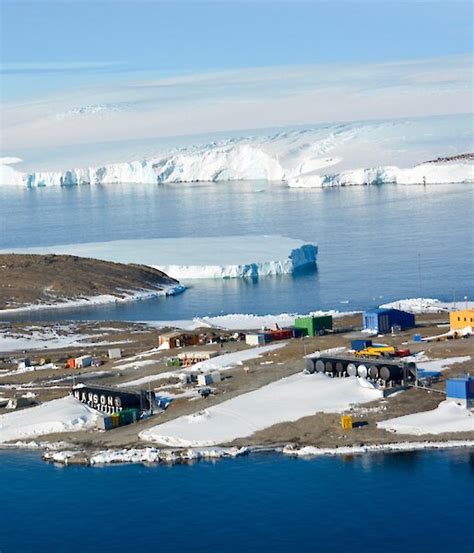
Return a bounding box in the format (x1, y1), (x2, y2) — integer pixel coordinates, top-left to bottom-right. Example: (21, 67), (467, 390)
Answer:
(1, 182), (473, 551)
(0, 181), (472, 321)
(0, 449), (473, 553)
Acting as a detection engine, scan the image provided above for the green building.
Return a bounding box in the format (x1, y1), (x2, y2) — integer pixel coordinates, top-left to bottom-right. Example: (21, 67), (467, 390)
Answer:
(295, 315), (333, 336)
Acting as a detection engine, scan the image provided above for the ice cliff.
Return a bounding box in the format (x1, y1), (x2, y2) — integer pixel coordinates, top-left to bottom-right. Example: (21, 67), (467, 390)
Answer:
(156, 244), (318, 279)
(1, 115), (473, 188)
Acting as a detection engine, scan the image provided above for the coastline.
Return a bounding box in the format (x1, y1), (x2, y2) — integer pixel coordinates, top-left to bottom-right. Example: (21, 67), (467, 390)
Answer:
(0, 284), (186, 315)
(2, 438), (474, 467)
(1, 303), (472, 466)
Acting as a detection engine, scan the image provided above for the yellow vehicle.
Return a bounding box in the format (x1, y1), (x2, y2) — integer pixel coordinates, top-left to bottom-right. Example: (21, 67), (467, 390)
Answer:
(355, 346), (395, 358)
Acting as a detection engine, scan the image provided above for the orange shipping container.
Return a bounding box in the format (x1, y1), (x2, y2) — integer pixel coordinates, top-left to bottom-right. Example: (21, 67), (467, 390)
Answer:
(67, 358), (76, 369)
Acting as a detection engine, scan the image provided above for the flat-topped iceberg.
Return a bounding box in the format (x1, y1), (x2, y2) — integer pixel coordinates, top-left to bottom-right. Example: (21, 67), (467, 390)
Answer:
(2, 235), (318, 279)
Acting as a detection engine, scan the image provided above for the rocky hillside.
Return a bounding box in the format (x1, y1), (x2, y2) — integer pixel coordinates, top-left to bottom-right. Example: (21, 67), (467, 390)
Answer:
(0, 254), (180, 311)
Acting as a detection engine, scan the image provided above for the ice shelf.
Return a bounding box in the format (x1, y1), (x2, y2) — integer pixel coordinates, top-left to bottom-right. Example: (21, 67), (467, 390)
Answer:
(1, 115), (472, 188)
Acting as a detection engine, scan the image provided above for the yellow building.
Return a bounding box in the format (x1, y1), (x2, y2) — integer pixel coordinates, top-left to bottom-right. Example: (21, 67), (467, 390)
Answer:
(449, 309), (474, 332)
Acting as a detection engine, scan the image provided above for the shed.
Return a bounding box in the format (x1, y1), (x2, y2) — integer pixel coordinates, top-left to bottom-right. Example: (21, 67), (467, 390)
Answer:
(245, 333), (268, 346)
(75, 355), (92, 369)
(351, 339), (373, 351)
(268, 328), (293, 341)
(363, 308), (415, 334)
(295, 315), (333, 336)
(449, 309), (474, 332)
(177, 351), (219, 366)
(17, 357), (31, 370)
(197, 373), (214, 386)
(210, 370), (221, 383)
(446, 376), (474, 408)
(158, 331), (199, 349)
(108, 348), (122, 359)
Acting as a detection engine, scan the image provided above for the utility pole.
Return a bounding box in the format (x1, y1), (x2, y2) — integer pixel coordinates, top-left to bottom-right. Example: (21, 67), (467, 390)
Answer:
(418, 253), (422, 312)
(148, 381), (153, 416)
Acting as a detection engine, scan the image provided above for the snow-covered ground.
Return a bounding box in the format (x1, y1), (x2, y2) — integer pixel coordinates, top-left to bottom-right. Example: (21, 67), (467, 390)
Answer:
(415, 355), (471, 373)
(117, 343), (286, 389)
(2, 115), (472, 188)
(0, 323), (131, 354)
(377, 401), (474, 435)
(283, 440), (474, 457)
(2, 236), (317, 279)
(140, 373), (382, 447)
(287, 161), (473, 187)
(0, 284), (185, 315)
(380, 298), (474, 313)
(146, 310), (353, 332)
(0, 396), (99, 443)
(188, 342), (285, 372)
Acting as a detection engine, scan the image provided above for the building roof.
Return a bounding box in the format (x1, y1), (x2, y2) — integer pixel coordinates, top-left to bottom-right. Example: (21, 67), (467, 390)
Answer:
(447, 376), (473, 383)
(364, 307), (411, 315)
(159, 331), (192, 339)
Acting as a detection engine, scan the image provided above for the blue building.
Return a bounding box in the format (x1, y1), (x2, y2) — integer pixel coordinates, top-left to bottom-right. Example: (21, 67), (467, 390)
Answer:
(363, 308), (415, 333)
(446, 376), (474, 408)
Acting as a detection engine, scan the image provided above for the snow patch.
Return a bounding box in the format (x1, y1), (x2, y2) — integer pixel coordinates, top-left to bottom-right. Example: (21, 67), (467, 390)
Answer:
(117, 343), (286, 389)
(380, 297), (474, 313)
(145, 309), (353, 332)
(140, 373), (382, 447)
(0, 396), (99, 443)
(377, 400), (474, 435)
(283, 439), (474, 456)
(0, 284), (185, 315)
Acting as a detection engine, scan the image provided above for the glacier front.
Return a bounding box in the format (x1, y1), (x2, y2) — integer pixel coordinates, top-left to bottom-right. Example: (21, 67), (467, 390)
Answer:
(1, 114), (472, 188)
(2, 236), (318, 279)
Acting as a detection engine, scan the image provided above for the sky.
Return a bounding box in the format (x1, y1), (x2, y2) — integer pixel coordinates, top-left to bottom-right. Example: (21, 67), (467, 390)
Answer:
(0, 0), (473, 157)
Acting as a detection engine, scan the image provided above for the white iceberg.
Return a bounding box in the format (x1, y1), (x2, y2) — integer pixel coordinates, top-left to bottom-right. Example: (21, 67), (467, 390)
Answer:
(2, 235), (318, 279)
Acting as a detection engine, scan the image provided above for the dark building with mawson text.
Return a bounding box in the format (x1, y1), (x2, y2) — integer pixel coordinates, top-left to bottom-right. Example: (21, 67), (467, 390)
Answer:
(72, 384), (154, 415)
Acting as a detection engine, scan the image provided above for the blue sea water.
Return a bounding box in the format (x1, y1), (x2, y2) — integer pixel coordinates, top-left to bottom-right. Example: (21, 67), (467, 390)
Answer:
(0, 182), (473, 552)
(0, 181), (472, 321)
(0, 449), (473, 553)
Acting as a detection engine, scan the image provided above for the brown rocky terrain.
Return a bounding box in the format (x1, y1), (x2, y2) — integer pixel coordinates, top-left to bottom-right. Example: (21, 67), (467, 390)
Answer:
(424, 152), (474, 163)
(0, 253), (179, 310)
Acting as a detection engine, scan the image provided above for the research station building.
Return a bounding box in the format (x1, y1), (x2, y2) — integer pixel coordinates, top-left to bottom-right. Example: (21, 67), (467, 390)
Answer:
(363, 308), (415, 334)
(449, 309), (474, 333)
